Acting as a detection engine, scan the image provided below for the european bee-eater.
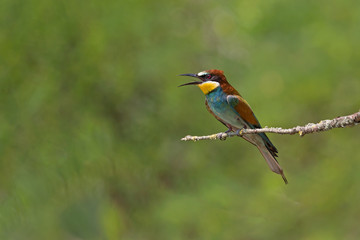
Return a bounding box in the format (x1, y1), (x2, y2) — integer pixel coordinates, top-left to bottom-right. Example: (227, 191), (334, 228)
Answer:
(179, 69), (287, 184)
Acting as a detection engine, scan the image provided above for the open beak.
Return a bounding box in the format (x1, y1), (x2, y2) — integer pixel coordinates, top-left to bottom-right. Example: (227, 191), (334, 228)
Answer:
(178, 73), (203, 87)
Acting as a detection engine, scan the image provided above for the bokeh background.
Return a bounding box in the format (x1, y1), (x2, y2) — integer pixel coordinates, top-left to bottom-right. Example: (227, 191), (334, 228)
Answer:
(1, 0), (360, 239)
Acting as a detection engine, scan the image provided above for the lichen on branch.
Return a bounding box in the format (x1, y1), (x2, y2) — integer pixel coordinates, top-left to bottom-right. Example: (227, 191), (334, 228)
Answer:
(181, 111), (360, 142)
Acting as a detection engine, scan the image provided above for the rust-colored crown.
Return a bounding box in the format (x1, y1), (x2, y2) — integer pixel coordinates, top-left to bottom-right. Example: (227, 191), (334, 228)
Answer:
(206, 69), (239, 95)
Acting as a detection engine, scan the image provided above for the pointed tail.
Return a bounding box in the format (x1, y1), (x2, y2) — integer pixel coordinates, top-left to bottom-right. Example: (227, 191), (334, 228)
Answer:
(257, 145), (288, 184)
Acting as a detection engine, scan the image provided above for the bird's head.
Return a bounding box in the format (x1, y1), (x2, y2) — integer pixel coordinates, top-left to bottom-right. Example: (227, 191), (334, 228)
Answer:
(179, 69), (228, 95)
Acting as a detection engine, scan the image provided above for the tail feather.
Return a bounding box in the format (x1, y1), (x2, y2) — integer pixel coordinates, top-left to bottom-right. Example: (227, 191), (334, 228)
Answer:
(258, 132), (278, 158)
(241, 133), (288, 184)
(257, 145), (288, 184)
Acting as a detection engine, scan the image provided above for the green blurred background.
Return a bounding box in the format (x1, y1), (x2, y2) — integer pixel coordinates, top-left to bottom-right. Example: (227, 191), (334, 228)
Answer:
(1, 0), (360, 239)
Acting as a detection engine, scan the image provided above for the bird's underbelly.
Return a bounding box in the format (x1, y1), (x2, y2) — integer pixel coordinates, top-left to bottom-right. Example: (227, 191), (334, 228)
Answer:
(206, 95), (246, 129)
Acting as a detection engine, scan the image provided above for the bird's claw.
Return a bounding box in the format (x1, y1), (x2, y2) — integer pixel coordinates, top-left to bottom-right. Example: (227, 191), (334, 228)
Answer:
(217, 132), (227, 140)
(236, 128), (244, 136)
(225, 128), (232, 134)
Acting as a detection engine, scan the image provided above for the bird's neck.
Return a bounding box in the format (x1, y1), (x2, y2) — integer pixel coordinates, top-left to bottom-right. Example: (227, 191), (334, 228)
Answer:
(198, 81), (220, 95)
(220, 82), (240, 96)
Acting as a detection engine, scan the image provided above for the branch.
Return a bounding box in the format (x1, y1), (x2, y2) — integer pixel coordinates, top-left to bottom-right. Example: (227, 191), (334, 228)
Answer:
(181, 111), (360, 141)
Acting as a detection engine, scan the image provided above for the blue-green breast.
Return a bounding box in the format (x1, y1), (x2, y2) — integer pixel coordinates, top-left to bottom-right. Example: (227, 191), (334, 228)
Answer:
(205, 87), (246, 129)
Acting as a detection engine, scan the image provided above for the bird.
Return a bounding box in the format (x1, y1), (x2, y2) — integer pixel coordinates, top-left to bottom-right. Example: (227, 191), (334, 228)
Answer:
(179, 69), (288, 184)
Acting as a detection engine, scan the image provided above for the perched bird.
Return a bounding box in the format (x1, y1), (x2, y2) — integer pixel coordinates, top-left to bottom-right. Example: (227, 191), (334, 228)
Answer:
(179, 69), (287, 184)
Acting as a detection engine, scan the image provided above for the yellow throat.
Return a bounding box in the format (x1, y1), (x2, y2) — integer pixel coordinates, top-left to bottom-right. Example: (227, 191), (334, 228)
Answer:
(198, 81), (220, 95)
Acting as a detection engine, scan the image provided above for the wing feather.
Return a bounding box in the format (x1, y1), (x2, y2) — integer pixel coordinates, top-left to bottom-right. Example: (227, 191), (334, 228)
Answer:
(226, 94), (278, 156)
(226, 95), (260, 127)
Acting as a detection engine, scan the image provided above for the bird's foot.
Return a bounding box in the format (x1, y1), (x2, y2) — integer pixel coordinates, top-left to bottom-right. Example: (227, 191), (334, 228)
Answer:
(216, 132), (228, 141)
(235, 128), (245, 136)
(225, 129), (232, 134)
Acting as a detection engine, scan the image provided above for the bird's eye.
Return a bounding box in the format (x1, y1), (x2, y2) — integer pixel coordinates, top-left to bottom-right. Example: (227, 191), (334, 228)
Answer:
(206, 74), (212, 80)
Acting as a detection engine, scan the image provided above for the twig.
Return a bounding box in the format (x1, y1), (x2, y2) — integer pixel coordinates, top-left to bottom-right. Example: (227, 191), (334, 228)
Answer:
(181, 111), (360, 141)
